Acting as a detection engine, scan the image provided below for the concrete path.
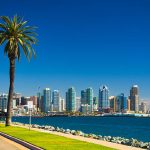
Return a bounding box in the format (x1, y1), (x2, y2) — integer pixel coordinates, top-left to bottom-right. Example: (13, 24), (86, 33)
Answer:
(0, 135), (29, 150)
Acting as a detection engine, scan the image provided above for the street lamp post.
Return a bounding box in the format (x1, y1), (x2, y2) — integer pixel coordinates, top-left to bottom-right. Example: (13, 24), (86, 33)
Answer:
(28, 101), (33, 131)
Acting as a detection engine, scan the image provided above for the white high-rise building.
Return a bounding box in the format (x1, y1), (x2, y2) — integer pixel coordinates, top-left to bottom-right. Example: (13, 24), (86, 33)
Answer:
(76, 97), (81, 112)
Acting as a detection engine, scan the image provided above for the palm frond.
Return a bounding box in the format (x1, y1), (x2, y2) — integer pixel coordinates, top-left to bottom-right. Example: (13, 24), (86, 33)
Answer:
(0, 16), (11, 27)
(0, 15), (38, 61)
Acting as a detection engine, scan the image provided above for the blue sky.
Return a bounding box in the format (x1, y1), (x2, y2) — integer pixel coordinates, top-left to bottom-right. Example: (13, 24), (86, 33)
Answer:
(0, 0), (150, 99)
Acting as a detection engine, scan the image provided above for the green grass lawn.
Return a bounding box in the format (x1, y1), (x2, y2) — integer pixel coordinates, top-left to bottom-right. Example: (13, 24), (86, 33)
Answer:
(0, 124), (116, 150)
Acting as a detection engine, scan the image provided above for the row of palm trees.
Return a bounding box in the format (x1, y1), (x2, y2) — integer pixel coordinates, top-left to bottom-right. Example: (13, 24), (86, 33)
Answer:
(0, 15), (38, 126)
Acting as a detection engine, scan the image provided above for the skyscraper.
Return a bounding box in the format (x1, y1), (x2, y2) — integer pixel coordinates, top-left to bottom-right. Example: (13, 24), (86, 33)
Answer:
(109, 96), (116, 112)
(60, 98), (65, 112)
(127, 98), (130, 112)
(140, 102), (147, 114)
(76, 97), (81, 112)
(52, 90), (61, 112)
(115, 93), (127, 112)
(81, 90), (87, 104)
(43, 88), (51, 113)
(66, 87), (76, 112)
(86, 87), (93, 112)
(93, 97), (98, 111)
(37, 92), (41, 111)
(130, 85), (139, 113)
(98, 85), (109, 112)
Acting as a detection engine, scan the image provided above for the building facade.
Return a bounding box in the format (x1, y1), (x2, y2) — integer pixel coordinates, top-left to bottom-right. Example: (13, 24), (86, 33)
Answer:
(115, 93), (127, 112)
(76, 97), (81, 112)
(0, 94), (8, 112)
(99, 85), (110, 112)
(81, 90), (87, 104)
(52, 90), (61, 112)
(93, 97), (98, 111)
(86, 87), (93, 112)
(43, 88), (51, 113)
(66, 87), (76, 112)
(130, 85), (139, 113)
(109, 96), (116, 112)
(140, 102), (147, 113)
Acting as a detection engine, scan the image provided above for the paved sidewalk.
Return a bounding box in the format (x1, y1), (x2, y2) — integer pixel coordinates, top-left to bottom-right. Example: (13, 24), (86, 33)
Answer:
(0, 135), (29, 150)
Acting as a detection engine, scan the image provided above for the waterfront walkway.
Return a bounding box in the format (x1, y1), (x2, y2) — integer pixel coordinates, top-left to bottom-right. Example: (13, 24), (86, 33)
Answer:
(13, 124), (144, 150)
(0, 135), (29, 150)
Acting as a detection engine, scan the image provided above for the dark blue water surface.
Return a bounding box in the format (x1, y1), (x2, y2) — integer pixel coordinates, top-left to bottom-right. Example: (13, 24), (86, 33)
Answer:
(12, 116), (150, 142)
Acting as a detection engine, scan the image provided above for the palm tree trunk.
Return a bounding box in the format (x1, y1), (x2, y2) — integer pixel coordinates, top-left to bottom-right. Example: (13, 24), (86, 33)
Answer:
(5, 59), (15, 126)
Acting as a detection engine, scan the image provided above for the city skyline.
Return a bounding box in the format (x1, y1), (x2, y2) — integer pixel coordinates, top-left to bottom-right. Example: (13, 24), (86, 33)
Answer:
(0, 84), (144, 99)
(1, 84), (149, 114)
(0, 0), (150, 99)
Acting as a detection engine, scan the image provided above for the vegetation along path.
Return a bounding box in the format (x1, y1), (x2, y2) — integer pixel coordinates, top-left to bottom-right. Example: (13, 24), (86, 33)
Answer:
(0, 124), (115, 150)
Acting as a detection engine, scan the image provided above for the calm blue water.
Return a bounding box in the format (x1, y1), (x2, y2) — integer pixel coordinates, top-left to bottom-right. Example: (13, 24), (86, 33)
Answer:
(12, 116), (150, 142)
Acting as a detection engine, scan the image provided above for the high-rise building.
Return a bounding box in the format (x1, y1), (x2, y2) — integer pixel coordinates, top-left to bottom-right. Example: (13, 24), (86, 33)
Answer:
(98, 85), (109, 112)
(81, 90), (87, 104)
(40, 96), (44, 112)
(0, 93), (8, 112)
(93, 97), (98, 111)
(13, 93), (21, 106)
(115, 93), (127, 112)
(130, 85), (139, 113)
(43, 88), (51, 113)
(140, 102), (147, 113)
(86, 87), (93, 112)
(21, 96), (30, 105)
(127, 98), (130, 112)
(30, 96), (37, 106)
(52, 90), (61, 112)
(66, 87), (76, 112)
(76, 97), (81, 112)
(109, 96), (116, 112)
(60, 98), (65, 112)
(37, 92), (41, 111)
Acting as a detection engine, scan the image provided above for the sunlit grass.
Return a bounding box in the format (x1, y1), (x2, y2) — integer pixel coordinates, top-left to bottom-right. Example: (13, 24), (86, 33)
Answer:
(0, 124), (115, 150)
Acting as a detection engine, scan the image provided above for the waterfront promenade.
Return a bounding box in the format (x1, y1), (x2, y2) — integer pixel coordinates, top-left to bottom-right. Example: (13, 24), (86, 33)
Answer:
(0, 135), (29, 150)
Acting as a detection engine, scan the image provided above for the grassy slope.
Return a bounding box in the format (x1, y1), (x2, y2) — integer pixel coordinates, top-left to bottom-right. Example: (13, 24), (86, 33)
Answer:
(0, 124), (115, 150)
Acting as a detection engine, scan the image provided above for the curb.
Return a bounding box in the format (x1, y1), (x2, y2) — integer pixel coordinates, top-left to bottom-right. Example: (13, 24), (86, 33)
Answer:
(0, 132), (43, 150)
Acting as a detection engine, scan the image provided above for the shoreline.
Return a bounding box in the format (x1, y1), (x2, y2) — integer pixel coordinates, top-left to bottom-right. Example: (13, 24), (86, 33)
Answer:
(11, 122), (149, 150)
(1, 120), (149, 149)
(12, 123), (144, 150)
(12, 114), (150, 118)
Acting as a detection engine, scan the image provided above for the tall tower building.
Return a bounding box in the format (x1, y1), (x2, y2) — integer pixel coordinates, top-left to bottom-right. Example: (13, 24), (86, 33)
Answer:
(66, 87), (76, 112)
(127, 98), (130, 112)
(109, 96), (116, 112)
(93, 97), (98, 111)
(81, 90), (87, 104)
(37, 92), (41, 111)
(76, 97), (81, 112)
(52, 90), (61, 112)
(115, 93), (127, 113)
(130, 85), (139, 113)
(43, 88), (51, 113)
(86, 87), (93, 112)
(99, 85), (109, 112)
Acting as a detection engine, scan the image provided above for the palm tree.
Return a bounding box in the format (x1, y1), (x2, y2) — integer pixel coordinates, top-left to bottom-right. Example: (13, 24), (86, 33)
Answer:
(0, 16), (37, 126)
